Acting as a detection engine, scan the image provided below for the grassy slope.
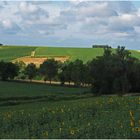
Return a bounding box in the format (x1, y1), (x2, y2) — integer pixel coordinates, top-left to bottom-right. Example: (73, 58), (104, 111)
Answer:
(0, 82), (139, 138)
(35, 47), (140, 62)
(0, 46), (139, 62)
(0, 46), (36, 61)
(0, 81), (89, 97)
(35, 47), (104, 62)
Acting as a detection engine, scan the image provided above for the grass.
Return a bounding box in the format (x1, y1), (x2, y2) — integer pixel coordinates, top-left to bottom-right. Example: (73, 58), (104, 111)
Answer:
(130, 50), (140, 59)
(0, 46), (36, 61)
(35, 47), (104, 62)
(0, 81), (139, 138)
(0, 81), (89, 97)
(0, 46), (139, 62)
(34, 47), (140, 62)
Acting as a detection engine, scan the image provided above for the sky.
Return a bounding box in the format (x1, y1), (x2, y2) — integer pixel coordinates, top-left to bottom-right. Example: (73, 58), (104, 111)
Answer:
(0, 1), (140, 50)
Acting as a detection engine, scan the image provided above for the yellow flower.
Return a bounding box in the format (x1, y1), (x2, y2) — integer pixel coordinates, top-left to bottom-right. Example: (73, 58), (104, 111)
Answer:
(70, 130), (75, 135)
(130, 120), (135, 127)
(120, 124), (123, 128)
(109, 97), (113, 103)
(3, 112), (12, 120)
(61, 109), (64, 113)
(70, 128), (79, 135)
(7, 114), (11, 118)
(129, 110), (134, 117)
(59, 127), (62, 132)
(43, 131), (48, 137)
(132, 127), (140, 132)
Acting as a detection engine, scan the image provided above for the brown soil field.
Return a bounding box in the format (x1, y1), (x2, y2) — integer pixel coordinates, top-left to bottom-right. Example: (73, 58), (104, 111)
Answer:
(13, 56), (69, 66)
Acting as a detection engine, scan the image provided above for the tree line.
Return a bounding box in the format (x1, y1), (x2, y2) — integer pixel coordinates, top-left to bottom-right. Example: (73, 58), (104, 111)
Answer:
(92, 45), (112, 49)
(0, 46), (140, 95)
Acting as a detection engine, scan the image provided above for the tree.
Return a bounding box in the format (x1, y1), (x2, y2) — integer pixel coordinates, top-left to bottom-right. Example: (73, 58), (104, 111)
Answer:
(90, 46), (133, 95)
(58, 61), (73, 85)
(112, 46), (131, 94)
(24, 63), (37, 81)
(71, 59), (84, 86)
(0, 61), (19, 81)
(58, 63), (67, 85)
(127, 59), (140, 92)
(92, 44), (111, 48)
(39, 59), (58, 84)
(15, 61), (26, 80)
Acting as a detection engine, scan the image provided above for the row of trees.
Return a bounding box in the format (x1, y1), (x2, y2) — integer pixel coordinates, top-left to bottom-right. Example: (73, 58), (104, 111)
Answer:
(90, 46), (140, 95)
(0, 61), (19, 81)
(0, 46), (140, 95)
(92, 45), (111, 48)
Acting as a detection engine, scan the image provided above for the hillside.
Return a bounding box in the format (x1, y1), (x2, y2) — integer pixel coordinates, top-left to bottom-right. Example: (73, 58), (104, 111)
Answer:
(0, 81), (139, 138)
(0, 46), (140, 63)
(0, 46), (36, 61)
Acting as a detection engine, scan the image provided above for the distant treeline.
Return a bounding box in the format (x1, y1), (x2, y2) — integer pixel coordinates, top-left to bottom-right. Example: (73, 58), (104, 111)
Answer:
(0, 46), (140, 95)
(92, 44), (112, 48)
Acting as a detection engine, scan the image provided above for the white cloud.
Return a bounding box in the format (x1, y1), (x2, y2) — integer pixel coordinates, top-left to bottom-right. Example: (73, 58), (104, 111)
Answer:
(18, 2), (49, 22)
(2, 20), (13, 29)
(0, 1), (140, 49)
(0, 19), (21, 34)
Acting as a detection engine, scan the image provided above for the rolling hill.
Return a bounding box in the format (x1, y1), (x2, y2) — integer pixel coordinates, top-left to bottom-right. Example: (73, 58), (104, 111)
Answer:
(0, 45), (140, 63)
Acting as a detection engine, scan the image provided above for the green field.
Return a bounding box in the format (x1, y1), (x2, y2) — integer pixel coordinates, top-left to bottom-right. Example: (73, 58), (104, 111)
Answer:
(0, 45), (140, 138)
(0, 81), (139, 138)
(0, 46), (140, 62)
(35, 47), (105, 62)
(0, 46), (36, 61)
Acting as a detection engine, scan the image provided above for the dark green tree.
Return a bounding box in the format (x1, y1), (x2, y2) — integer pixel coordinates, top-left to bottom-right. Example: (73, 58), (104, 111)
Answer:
(15, 61), (26, 80)
(71, 59), (84, 86)
(24, 63), (37, 81)
(39, 59), (58, 84)
(58, 61), (73, 85)
(90, 46), (133, 95)
(0, 61), (19, 81)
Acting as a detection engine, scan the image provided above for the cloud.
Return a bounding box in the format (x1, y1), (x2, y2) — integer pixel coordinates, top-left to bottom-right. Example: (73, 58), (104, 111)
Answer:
(60, 2), (118, 24)
(0, 19), (21, 34)
(18, 2), (49, 23)
(59, 1), (140, 40)
(108, 1), (136, 14)
(0, 1), (140, 49)
(77, 2), (118, 17)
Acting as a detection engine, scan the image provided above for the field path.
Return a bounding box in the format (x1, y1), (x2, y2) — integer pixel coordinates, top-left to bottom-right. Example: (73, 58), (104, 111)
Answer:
(31, 51), (36, 57)
(16, 79), (75, 86)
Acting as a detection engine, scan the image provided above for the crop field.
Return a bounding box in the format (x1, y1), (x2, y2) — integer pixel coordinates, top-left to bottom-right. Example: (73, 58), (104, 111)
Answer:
(34, 47), (105, 62)
(0, 46), (36, 61)
(0, 81), (139, 139)
(0, 46), (140, 63)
